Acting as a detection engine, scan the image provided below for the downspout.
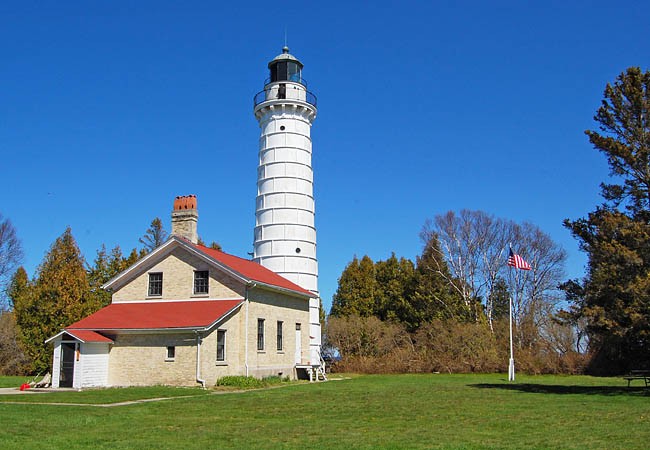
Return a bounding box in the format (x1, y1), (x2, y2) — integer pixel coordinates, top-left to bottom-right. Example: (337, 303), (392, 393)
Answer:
(195, 331), (206, 389)
(245, 283), (256, 377)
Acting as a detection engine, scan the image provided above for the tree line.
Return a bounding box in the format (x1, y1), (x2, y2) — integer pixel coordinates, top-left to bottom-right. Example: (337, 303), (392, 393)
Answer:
(326, 213), (577, 374)
(326, 67), (650, 376)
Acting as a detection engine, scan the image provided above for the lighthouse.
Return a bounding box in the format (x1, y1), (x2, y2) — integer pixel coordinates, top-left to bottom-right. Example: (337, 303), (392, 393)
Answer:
(253, 47), (321, 363)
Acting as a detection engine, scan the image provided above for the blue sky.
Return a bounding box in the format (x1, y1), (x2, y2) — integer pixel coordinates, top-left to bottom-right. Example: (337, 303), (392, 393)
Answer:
(2, 1), (648, 312)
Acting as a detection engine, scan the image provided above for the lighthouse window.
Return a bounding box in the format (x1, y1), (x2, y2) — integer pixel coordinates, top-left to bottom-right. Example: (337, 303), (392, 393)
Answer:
(280, 125), (285, 131)
(272, 61), (288, 82)
(288, 62), (300, 82)
(295, 247), (301, 254)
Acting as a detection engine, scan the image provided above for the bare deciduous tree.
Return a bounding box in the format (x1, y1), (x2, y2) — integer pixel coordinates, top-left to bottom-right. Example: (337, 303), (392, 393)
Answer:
(422, 210), (566, 332)
(0, 214), (23, 309)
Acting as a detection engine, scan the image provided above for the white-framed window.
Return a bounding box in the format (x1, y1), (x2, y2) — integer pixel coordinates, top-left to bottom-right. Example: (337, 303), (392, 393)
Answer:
(257, 319), (265, 351)
(194, 270), (209, 295)
(216, 330), (226, 362)
(277, 321), (283, 351)
(166, 346), (175, 361)
(148, 272), (163, 296)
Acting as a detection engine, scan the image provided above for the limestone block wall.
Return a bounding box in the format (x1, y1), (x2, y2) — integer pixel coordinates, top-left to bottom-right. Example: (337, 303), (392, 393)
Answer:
(112, 248), (244, 301)
(106, 288), (311, 386)
(108, 332), (199, 386)
(196, 308), (245, 386)
(246, 287), (310, 378)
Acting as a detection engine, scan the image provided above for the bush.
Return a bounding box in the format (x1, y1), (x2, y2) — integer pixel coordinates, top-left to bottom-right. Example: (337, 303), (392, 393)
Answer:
(327, 314), (586, 375)
(215, 375), (290, 389)
(415, 320), (500, 373)
(215, 376), (265, 389)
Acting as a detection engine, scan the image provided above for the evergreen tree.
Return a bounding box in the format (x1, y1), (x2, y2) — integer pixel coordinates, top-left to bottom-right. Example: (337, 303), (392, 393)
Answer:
(197, 237), (223, 251)
(564, 67), (650, 373)
(413, 235), (471, 326)
(7, 266), (30, 310)
(139, 217), (168, 253)
(374, 254), (416, 325)
(330, 255), (377, 317)
(8, 267), (37, 372)
(88, 244), (145, 308)
(13, 228), (101, 373)
(489, 277), (510, 320)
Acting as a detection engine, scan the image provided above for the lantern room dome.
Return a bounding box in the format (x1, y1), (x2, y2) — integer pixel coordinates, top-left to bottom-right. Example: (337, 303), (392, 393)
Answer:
(268, 46), (303, 68)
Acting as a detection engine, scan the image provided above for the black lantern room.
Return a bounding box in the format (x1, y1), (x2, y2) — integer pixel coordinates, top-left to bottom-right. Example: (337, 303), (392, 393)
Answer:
(268, 46), (304, 85)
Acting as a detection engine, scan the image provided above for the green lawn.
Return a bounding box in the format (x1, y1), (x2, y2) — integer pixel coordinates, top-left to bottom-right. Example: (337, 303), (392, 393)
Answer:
(0, 375), (32, 388)
(0, 373), (647, 449)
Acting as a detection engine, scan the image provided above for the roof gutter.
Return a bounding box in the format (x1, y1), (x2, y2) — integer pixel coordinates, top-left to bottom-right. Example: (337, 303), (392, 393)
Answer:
(245, 283), (256, 377)
(252, 280), (313, 299)
(195, 331), (206, 389)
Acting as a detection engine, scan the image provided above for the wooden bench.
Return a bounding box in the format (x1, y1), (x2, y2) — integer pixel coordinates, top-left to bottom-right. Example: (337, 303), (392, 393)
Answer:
(623, 370), (650, 388)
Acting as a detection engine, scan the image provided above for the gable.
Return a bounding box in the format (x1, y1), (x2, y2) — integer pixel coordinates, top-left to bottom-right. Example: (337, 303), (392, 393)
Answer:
(112, 247), (245, 302)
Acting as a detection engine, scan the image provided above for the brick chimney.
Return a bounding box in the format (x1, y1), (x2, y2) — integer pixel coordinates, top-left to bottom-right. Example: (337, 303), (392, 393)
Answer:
(171, 195), (198, 244)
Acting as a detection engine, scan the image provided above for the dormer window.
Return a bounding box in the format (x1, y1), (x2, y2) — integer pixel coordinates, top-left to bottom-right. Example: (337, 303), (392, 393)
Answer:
(194, 270), (209, 295)
(148, 272), (163, 297)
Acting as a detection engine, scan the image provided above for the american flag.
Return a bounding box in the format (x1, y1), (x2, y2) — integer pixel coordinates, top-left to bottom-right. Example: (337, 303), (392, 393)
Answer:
(507, 248), (532, 270)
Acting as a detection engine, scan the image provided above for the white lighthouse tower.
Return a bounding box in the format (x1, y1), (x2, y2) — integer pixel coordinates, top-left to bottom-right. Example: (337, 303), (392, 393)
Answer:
(253, 47), (321, 364)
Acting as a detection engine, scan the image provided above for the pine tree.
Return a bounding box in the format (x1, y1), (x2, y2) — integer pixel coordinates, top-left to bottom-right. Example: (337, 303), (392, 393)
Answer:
(374, 254), (416, 326)
(489, 277), (510, 320)
(330, 255), (377, 317)
(139, 217), (168, 253)
(13, 228), (101, 373)
(565, 67), (650, 373)
(412, 235), (471, 326)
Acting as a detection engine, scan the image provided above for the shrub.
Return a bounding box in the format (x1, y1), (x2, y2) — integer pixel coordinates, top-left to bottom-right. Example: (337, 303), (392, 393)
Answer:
(327, 313), (588, 375)
(215, 375), (290, 389)
(215, 376), (265, 389)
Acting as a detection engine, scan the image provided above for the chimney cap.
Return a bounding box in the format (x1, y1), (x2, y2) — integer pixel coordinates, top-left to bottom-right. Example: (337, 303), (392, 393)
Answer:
(173, 194), (197, 211)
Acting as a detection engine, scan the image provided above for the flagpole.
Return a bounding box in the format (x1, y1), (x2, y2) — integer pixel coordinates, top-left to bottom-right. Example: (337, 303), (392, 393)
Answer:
(508, 270), (515, 382)
(506, 246), (530, 382)
(507, 245), (516, 383)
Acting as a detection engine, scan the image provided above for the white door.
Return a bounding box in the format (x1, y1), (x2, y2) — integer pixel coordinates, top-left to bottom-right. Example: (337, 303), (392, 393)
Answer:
(295, 323), (301, 364)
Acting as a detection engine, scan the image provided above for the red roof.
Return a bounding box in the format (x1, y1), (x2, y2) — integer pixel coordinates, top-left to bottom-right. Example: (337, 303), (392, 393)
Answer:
(195, 244), (313, 296)
(67, 299), (243, 331)
(65, 330), (113, 343)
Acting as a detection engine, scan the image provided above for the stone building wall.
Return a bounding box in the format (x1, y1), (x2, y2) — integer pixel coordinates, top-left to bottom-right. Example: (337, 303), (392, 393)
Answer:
(106, 287), (310, 386)
(108, 332), (198, 386)
(245, 287), (311, 378)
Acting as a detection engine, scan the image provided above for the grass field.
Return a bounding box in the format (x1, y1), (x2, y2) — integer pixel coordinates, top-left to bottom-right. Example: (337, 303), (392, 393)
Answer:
(0, 373), (648, 449)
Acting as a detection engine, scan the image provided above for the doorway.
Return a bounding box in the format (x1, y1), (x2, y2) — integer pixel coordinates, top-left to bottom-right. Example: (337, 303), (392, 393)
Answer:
(60, 342), (76, 388)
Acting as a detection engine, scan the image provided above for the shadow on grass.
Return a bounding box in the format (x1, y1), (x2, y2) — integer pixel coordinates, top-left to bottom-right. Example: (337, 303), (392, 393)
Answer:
(469, 383), (649, 397)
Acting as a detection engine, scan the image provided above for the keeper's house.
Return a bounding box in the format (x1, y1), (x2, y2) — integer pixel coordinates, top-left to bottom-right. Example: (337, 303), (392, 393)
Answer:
(46, 195), (318, 388)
